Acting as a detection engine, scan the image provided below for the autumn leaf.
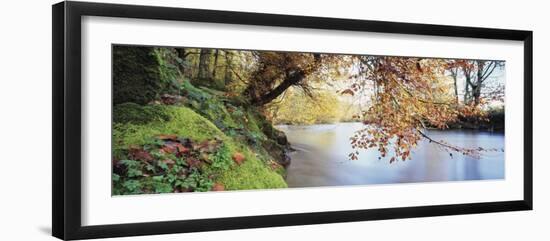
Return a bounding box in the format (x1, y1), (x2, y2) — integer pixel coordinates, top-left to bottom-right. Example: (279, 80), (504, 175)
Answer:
(162, 159), (175, 168)
(161, 143), (177, 154)
(128, 148), (153, 162)
(232, 152), (245, 165)
(176, 144), (190, 154)
(186, 157), (202, 168)
(157, 134), (178, 141)
(211, 183), (225, 191)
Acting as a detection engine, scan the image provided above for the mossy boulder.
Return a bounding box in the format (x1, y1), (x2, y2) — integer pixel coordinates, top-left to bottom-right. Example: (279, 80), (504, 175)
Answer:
(113, 46), (163, 105)
(113, 102), (170, 125)
(113, 105), (226, 151)
(112, 104), (287, 192)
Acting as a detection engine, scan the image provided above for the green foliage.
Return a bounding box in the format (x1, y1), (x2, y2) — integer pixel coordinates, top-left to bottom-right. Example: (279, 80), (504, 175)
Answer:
(268, 88), (342, 125)
(112, 135), (222, 195)
(121, 179), (142, 194)
(175, 169), (214, 192)
(208, 144), (233, 172)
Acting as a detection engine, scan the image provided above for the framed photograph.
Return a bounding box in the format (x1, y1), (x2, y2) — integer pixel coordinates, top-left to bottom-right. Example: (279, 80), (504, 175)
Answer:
(52, 1), (533, 240)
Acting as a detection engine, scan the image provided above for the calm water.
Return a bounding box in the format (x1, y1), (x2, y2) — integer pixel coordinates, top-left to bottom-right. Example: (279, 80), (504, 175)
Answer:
(277, 122), (505, 188)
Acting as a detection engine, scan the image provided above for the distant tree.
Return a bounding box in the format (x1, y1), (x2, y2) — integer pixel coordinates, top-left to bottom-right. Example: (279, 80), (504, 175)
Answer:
(447, 60), (460, 104)
(459, 60), (503, 106)
(175, 48), (190, 75)
(224, 51), (233, 85)
(212, 49), (219, 79)
(197, 49), (212, 80)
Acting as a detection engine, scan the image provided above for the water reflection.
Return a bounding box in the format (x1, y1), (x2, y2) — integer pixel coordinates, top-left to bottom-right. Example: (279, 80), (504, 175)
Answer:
(277, 122), (505, 188)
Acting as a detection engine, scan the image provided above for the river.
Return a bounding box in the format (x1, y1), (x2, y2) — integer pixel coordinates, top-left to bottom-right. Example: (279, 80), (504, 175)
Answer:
(276, 122), (505, 188)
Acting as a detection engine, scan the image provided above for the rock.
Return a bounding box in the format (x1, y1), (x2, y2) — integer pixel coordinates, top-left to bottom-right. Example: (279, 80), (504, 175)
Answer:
(113, 46), (163, 105)
(278, 153), (291, 167)
(274, 130), (288, 145)
(159, 94), (186, 105)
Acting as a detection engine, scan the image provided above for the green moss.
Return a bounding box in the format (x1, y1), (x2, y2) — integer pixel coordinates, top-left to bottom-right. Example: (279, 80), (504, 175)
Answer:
(113, 105), (224, 150)
(112, 46), (182, 105)
(240, 109), (261, 134)
(113, 104), (287, 191)
(113, 46), (162, 105)
(199, 99), (239, 130)
(180, 82), (239, 130)
(153, 48), (182, 95)
(113, 102), (171, 125)
(216, 148), (287, 190)
(182, 79), (211, 101)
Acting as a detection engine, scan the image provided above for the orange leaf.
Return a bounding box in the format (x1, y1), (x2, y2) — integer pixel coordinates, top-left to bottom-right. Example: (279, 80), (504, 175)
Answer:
(212, 183), (225, 191)
(232, 152), (246, 165)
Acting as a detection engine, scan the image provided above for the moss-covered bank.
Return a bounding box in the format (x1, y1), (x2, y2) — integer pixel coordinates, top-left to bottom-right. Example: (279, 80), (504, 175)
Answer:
(112, 81), (290, 195)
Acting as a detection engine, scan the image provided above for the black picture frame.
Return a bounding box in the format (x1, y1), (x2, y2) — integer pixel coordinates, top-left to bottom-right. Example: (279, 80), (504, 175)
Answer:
(52, 1), (533, 240)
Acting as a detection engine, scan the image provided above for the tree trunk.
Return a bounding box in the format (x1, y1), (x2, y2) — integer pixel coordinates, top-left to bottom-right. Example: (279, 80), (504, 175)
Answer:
(212, 50), (219, 79)
(246, 53), (320, 106)
(224, 51), (233, 85)
(252, 70), (306, 106)
(198, 49), (211, 80)
(464, 75), (471, 104)
(454, 78), (458, 104)
(450, 68), (459, 104)
(473, 61), (485, 106)
(176, 48), (187, 76)
(472, 84), (481, 106)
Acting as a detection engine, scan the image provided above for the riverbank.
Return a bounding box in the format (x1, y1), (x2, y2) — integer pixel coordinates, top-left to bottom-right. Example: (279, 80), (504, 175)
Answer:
(112, 81), (291, 195)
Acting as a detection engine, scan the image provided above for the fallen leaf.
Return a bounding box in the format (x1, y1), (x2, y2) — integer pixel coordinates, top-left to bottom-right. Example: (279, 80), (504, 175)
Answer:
(128, 148), (154, 162)
(212, 183), (225, 191)
(186, 157), (202, 168)
(162, 144), (177, 154)
(176, 144), (190, 154)
(232, 152), (245, 165)
(157, 134), (178, 141)
(162, 159), (175, 165)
